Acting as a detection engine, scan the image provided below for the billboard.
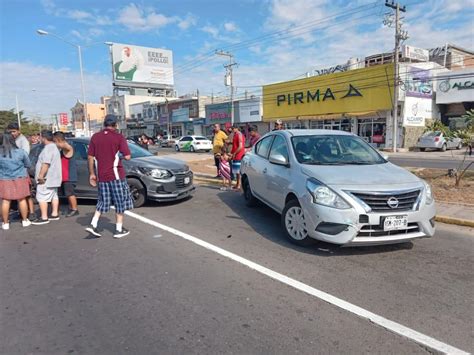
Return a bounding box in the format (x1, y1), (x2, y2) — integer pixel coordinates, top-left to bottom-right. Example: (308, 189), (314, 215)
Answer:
(59, 112), (69, 125)
(402, 45), (429, 62)
(263, 64), (394, 121)
(172, 108), (190, 123)
(405, 66), (433, 98)
(111, 43), (174, 87)
(403, 97), (433, 127)
(237, 98), (262, 123)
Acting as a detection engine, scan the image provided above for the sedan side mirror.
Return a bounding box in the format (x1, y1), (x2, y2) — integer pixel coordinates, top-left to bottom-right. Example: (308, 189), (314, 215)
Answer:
(269, 153), (289, 167)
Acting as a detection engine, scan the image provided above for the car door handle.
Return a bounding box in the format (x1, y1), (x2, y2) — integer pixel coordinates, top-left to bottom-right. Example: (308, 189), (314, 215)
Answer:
(263, 168), (267, 173)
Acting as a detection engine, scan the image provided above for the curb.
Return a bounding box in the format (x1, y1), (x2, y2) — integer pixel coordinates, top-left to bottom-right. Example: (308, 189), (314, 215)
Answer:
(435, 215), (474, 228)
(195, 177), (474, 228)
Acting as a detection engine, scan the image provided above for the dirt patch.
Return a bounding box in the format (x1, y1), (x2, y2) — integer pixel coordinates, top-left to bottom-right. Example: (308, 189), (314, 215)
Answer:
(188, 158), (217, 176)
(189, 158), (474, 205)
(409, 168), (474, 205)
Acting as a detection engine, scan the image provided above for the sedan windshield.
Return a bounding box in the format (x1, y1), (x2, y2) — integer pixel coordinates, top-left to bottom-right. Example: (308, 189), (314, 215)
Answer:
(291, 135), (386, 165)
(128, 142), (153, 158)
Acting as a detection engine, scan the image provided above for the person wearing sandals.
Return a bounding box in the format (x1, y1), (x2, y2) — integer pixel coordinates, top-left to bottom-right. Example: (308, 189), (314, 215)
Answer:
(0, 132), (32, 230)
(31, 130), (62, 225)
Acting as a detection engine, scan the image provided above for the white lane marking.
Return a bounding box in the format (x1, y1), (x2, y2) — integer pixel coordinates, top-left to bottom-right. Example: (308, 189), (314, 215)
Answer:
(125, 210), (469, 355)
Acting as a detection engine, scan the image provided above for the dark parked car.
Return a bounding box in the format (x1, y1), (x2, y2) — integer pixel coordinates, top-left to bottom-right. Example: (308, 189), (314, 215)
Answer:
(29, 138), (195, 207)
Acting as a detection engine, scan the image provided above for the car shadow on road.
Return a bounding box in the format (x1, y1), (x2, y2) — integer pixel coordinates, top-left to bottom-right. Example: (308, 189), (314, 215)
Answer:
(213, 186), (414, 257)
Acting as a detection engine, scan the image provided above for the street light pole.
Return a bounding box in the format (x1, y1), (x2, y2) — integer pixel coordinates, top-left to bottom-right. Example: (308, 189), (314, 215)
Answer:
(36, 29), (90, 136)
(15, 94), (21, 128)
(216, 50), (237, 126)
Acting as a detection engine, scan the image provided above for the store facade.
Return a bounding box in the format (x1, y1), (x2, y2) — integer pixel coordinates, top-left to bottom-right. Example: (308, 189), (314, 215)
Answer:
(262, 64), (395, 148)
(436, 68), (474, 128)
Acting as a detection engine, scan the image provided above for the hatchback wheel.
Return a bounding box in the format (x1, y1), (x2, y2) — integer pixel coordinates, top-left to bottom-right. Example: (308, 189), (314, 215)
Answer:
(127, 178), (146, 208)
(440, 143), (447, 152)
(419, 148), (426, 152)
(282, 199), (314, 246)
(456, 142), (462, 150)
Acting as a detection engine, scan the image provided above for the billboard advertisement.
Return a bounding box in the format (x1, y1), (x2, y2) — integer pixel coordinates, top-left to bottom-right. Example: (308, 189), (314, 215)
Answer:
(403, 97), (434, 127)
(402, 45), (429, 62)
(205, 102), (232, 124)
(59, 112), (69, 125)
(405, 66), (433, 98)
(172, 107), (190, 123)
(112, 43), (174, 87)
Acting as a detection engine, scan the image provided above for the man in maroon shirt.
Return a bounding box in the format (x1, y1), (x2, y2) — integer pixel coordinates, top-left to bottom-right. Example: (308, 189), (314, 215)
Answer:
(85, 115), (133, 238)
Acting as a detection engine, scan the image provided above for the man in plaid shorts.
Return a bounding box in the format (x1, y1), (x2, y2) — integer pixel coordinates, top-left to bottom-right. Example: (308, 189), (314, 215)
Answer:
(85, 115), (133, 238)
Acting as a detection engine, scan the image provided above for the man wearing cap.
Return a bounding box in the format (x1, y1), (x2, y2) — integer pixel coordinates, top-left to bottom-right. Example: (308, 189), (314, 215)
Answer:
(85, 115), (133, 238)
(273, 119), (284, 131)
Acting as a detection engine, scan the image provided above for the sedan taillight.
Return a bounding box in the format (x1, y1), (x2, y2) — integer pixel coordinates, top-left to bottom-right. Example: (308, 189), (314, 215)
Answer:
(434, 137), (440, 142)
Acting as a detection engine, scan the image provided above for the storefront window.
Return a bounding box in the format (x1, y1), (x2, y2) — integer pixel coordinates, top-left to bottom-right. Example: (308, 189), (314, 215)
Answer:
(172, 125), (183, 137)
(358, 118), (386, 147)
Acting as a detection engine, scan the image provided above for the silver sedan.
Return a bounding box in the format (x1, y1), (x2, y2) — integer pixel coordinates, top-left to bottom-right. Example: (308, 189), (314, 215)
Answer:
(417, 131), (462, 151)
(241, 130), (436, 247)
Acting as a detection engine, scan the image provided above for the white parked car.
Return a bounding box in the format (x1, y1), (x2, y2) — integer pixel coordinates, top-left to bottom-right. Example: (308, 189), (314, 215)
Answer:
(241, 130), (436, 247)
(175, 135), (212, 152)
(417, 131), (463, 151)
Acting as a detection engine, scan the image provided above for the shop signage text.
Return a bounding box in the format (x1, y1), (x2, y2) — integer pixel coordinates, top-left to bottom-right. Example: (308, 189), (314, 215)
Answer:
(276, 84), (362, 106)
(263, 64), (394, 120)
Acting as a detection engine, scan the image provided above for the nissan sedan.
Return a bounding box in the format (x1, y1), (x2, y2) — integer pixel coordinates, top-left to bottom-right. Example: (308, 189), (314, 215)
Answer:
(241, 130), (436, 247)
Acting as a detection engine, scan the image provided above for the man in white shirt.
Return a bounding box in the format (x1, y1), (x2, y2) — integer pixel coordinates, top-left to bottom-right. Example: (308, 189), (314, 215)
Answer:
(7, 122), (30, 154)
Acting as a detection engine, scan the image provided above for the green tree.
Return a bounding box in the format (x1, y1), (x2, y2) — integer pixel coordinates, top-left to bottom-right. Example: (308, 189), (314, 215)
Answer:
(0, 110), (44, 136)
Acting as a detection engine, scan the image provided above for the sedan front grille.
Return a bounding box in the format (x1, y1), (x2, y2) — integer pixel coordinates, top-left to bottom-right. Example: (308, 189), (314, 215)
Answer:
(351, 189), (421, 212)
(175, 171), (193, 189)
(358, 223), (420, 237)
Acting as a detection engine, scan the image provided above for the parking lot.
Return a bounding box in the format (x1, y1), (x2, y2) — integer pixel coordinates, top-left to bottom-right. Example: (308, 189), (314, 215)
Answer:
(1, 184), (473, 354)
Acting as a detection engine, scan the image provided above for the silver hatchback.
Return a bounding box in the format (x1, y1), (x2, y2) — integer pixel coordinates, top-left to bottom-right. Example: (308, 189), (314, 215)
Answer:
(417, 131), (463, 151)
(241, 130), (436, 247)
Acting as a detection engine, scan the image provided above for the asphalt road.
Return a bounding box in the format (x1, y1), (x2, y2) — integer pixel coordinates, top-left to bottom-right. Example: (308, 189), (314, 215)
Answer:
(388, 156), (474, 170)
(1, 187), (473, 354)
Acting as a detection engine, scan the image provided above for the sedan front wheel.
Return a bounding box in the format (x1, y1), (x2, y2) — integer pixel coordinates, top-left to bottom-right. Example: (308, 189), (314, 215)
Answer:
(282, 199), (314, 246)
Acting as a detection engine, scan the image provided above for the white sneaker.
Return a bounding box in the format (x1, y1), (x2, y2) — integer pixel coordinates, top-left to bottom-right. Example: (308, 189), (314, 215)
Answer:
(2, 223), (10, 230)
(22, 219), (32, 227)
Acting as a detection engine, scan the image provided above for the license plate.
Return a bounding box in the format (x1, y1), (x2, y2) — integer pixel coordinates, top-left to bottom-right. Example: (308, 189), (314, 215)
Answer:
(184, 177), (190, 184)
(383, 215), (408, 231)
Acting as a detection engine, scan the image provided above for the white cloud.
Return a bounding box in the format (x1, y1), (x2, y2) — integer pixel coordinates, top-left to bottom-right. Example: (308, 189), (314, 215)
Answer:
(224, 22), (238, 32)
(67, 9), (92, 21)
(178, 13), (198, 30)
(0, 62), (111, 121)
(117, 3), (177, 32)
(202, 25), (219, 38)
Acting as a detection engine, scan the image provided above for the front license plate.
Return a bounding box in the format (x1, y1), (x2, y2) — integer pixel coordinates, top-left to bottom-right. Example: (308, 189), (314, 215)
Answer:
(184, 177), (190, 185)
(383, 215), (408, 231)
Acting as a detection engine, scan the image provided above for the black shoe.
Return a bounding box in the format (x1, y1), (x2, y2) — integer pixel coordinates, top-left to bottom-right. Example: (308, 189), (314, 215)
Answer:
(66, 209), (79, 218)
(113, 228), (130, 239)
(31, 217), (50, 225)
(49, 215), (60, 221)
(85, 225), (101, 237)
(28, 213), (36, 221)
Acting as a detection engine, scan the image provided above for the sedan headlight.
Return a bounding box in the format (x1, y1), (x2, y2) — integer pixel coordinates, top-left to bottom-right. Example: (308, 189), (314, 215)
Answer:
(138, 167), (172, 179)
(423, 180), (434, 204)
(306, 178), (351, 209)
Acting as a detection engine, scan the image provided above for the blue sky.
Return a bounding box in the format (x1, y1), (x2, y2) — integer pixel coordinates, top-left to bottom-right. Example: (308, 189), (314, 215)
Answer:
(0, 0), (473, 121)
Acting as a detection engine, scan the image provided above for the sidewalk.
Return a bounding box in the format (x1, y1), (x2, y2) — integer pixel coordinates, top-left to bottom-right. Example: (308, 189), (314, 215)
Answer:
(193, 173), (474, 228)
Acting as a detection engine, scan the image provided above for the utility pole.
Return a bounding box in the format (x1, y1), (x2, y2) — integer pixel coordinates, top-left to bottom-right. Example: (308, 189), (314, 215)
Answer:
(385, 1), (407, 152)
(216, 50), (238, 125)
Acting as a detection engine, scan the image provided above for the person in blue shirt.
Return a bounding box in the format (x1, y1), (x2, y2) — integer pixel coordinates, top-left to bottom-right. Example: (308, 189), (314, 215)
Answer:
(0, 132), (32, 230)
